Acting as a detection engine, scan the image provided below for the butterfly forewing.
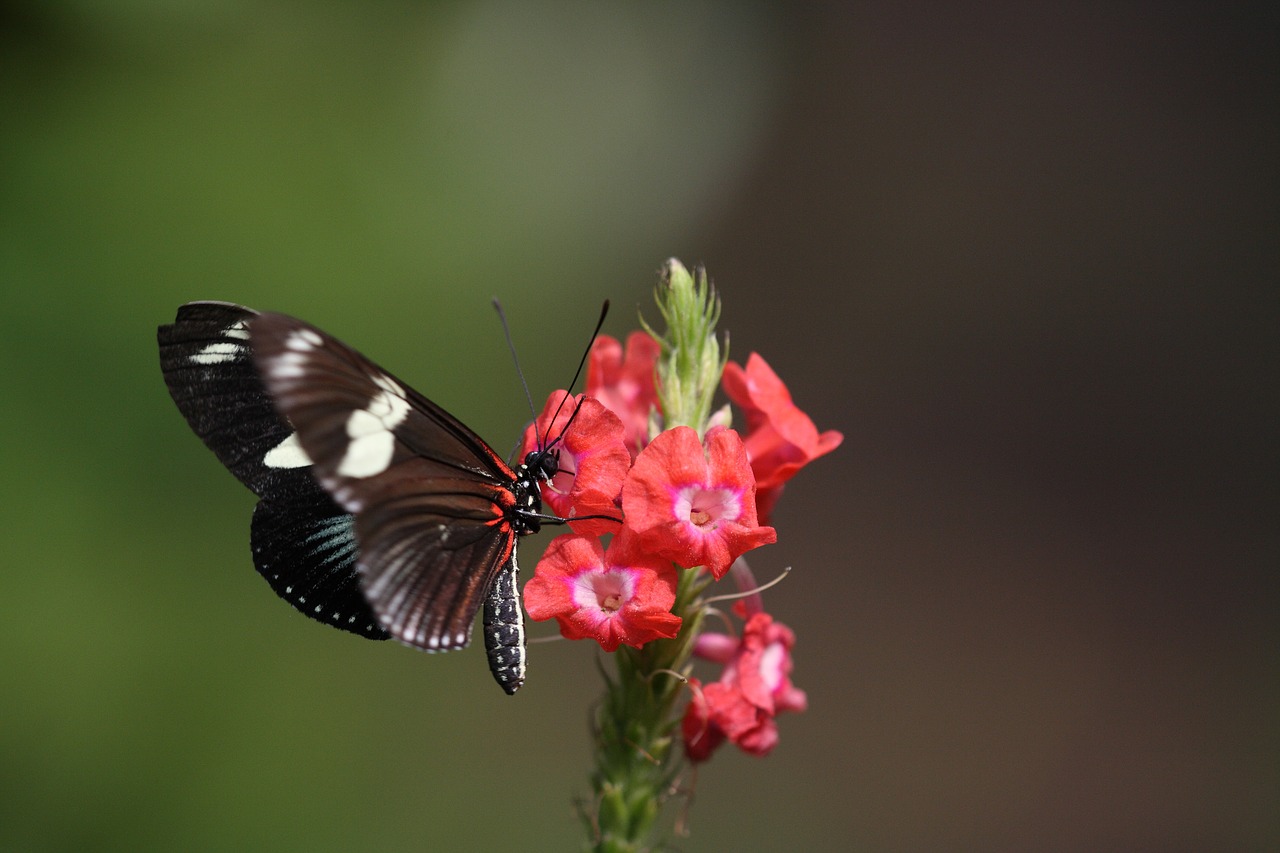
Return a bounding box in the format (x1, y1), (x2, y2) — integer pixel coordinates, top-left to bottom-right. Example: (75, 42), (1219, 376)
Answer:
(159, 302), (308, 498)
(158, 302), (388, 640)
(251, 313), (531, 676)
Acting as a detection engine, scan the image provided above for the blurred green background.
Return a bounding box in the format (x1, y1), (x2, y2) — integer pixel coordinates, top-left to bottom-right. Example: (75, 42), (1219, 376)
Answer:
(2, 3), (1275, 851)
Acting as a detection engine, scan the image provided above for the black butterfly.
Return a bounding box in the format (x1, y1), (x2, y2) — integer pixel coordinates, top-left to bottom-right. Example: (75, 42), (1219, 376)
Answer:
(158, 301), (564, 694)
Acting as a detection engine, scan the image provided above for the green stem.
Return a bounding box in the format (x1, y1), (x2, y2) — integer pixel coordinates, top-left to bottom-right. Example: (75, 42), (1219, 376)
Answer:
(585, 572), (712, 852)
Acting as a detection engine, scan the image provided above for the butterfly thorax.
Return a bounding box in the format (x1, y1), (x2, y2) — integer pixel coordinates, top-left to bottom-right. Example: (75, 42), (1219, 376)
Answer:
(510, 448), (556, 535)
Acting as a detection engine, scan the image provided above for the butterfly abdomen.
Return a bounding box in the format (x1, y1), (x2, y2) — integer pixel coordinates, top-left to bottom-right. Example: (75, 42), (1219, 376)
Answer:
(482, 555), (526, 694)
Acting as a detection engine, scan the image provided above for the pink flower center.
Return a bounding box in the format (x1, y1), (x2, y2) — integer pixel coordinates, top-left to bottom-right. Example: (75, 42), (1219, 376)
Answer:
(571, 568), (634, 614)
(673, 486), (742, 530)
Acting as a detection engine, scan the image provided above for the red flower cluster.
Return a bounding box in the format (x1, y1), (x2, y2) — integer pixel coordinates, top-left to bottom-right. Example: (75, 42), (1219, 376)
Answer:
(521, 329), (836, 763)
(682, 607), (808, 761)
(522, 332), (778, 651)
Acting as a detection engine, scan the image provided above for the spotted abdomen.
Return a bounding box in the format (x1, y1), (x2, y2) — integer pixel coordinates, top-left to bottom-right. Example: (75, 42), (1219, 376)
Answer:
(482, 553), (526, 695)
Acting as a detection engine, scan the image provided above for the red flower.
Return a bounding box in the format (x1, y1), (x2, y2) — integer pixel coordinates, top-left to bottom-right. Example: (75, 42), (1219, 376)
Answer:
(681, 678), (726, 762)
(621, 426), (776, 579)
(727, 613), (807, 718)
(586, 331), (661, 458)
(521, 391), (629, 536)
(721, 353), (843, 522)
(523, 534), (681, 652)
(682, 612), (807, 762)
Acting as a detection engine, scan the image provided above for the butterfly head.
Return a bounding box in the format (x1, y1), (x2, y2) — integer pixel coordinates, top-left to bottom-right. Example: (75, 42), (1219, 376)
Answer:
(523, 446), (560, 483)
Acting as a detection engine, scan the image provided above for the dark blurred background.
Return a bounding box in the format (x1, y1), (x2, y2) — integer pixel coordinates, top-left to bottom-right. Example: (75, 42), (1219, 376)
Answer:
(1, 3), (1275, 851)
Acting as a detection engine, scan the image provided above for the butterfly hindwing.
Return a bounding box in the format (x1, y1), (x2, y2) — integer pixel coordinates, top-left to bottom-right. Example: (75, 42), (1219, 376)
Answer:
(251, 494), (386, 639)
(158, 302), (387, 641)
(250, 312), (532, 691)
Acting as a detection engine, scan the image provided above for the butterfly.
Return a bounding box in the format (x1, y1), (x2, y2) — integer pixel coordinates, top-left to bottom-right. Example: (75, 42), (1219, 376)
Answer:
(158, 301), (581, 694)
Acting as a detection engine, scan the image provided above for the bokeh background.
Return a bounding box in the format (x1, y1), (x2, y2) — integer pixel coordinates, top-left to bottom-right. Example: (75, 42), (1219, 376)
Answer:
(2, 3), (1275, 851)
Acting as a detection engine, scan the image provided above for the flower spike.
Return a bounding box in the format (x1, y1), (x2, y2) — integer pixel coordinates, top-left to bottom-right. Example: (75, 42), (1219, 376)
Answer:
(520, 261), (829, 851)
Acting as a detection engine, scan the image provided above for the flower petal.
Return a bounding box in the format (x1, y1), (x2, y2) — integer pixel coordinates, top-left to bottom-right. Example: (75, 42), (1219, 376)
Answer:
(621, 426), (776, 578)
(722, 353), (843, 521)
(524, 533), (680, 651)
(587, 331), (661, 458)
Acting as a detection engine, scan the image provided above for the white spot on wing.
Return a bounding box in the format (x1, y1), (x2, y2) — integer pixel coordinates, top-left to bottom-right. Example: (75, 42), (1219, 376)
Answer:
(286, 328), (323, 350)
(191, 321), (250, 364)
(270, 350), (309, 379)
(191, 342), (240, 365)
(263, 432), (312, 469)
(336, 374), (410, 478)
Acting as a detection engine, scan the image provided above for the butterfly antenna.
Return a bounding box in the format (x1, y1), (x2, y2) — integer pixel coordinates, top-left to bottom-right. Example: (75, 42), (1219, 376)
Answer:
(542, 300), (610, 449)
(492, 298), (539, 423)
(569, 300), (611, 396)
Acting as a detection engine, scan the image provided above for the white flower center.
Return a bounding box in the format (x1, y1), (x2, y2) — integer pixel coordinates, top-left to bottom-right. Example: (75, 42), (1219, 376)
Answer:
(572, 568), (634, 614)
(759, 641), (786, 693)
(674, 486), (741, 530)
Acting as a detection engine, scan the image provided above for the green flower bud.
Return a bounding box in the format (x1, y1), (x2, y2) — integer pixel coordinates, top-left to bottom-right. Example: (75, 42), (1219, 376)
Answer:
(642, 258), (729, 435)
